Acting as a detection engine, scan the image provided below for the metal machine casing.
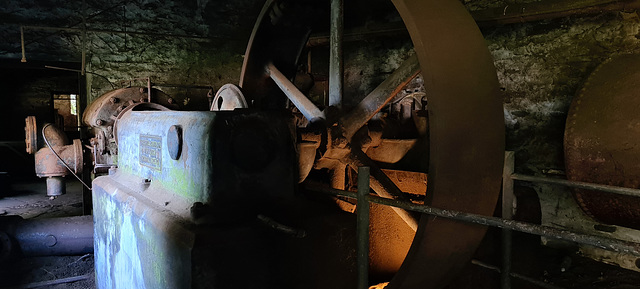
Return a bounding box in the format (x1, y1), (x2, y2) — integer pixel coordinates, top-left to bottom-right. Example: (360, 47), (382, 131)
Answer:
(93, 109), (295, 289)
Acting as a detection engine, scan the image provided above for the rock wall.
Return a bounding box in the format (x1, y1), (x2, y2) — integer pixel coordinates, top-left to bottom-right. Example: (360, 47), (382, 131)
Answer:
(486, 11), (640, 173)
(0, 0), (263, 109)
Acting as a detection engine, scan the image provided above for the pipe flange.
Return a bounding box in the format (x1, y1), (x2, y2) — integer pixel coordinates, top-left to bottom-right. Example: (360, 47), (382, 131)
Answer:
(25, 116), (37, 154)
(73, 139), (84, 174)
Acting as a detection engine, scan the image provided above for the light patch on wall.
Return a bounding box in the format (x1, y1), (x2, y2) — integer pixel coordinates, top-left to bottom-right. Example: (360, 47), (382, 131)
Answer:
(53, 93), (79, 131)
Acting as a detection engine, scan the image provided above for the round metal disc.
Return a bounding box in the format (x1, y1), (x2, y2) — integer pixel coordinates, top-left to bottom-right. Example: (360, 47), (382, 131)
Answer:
(210, 84), (248, 111)
(565, 54), (640, 230)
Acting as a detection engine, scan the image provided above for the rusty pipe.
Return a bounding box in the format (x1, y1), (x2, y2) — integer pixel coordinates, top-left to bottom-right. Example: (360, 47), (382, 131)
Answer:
(41, 122), (69, 148)
(0, 215), (93, 256)
(35, 139), (83, 178)
(33, 124), (85, 196)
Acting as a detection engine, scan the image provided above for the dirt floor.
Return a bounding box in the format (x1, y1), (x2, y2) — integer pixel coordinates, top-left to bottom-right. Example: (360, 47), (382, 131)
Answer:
(0, 180), (95, 289)
(0, 179), (639, 289)
(448, 228), (640, 289)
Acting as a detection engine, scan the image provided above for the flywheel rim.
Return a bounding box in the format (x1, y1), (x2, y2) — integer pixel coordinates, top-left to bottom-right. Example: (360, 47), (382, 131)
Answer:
(240, 0), (504, 288)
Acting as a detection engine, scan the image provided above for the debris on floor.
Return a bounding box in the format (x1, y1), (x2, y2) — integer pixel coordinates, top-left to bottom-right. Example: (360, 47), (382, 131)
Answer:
(0, 179), (94, 289)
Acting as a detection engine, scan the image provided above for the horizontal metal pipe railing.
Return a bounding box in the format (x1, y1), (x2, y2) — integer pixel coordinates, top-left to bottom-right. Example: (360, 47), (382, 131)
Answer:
(304, 185), (640, 257)
(511, 173), (640, 198)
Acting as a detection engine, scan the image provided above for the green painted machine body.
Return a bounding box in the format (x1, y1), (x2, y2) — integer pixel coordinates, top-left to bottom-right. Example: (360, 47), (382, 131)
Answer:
(93, 109), (296, 289)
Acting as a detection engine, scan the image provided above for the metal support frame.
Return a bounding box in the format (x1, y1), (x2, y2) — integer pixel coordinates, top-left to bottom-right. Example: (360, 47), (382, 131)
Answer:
(501, 151), (515, 289)
(499, 150), (640, 288)
(357, 167), (370, 289)
(306, 153), (640, 288)
(510, 173), (640, 198)
(308, 184), (640, 256)
(329, 0), (343, 109)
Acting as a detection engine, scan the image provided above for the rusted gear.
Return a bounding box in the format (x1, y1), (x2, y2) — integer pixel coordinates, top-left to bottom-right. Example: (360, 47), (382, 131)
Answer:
(565, 54), (640, 230)
(240, 0), (504, 288)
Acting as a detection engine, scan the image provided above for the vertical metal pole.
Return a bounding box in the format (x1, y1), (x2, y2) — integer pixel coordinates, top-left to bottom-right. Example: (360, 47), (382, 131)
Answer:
(81, 0), (86, 75)
(501, 151), (515, 289)
(357, 166), (370, 289)
(147, 77), (152, 103)
(20, 26), (27, 63)
(329, 0), (343, 109)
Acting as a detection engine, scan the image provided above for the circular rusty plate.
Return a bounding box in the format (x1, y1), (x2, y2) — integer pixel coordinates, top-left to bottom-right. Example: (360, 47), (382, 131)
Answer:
(565, 54), (640, 230)
(240, 0), (503, 288)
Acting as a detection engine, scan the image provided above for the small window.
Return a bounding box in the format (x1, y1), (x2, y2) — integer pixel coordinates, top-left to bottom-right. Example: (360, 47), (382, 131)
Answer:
(53, 93), (79, 131)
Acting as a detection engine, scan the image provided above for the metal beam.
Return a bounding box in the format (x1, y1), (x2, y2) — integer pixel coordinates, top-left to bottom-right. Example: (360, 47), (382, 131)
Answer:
(329, 0), (344, 109)
(357, 166), (370, 289)
(306, 185), (640, 257)
(347, 149), (419, 231)
(339, 54), (420, 140)
(265, 62), (325, 123)
(511, 174), (640, 198)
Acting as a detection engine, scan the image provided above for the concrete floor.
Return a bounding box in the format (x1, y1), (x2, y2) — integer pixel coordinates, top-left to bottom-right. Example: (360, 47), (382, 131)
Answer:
(1, 180), (84, 218)
(0, 179), (95, 289)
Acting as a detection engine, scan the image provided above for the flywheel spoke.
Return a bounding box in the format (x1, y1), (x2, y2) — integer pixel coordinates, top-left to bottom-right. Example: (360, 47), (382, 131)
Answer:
(339, 54), (421, 140)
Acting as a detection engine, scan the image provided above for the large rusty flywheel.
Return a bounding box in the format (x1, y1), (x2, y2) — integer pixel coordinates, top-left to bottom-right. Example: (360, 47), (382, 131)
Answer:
(565, 54), (640, 230)
(239, 0), (504, 288)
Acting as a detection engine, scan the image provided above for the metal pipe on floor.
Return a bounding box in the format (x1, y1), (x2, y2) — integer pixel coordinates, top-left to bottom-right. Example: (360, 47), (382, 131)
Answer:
(304, 185), (640, 256)
(357, 166), (370, 289)
(0, 215), (93, 256)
